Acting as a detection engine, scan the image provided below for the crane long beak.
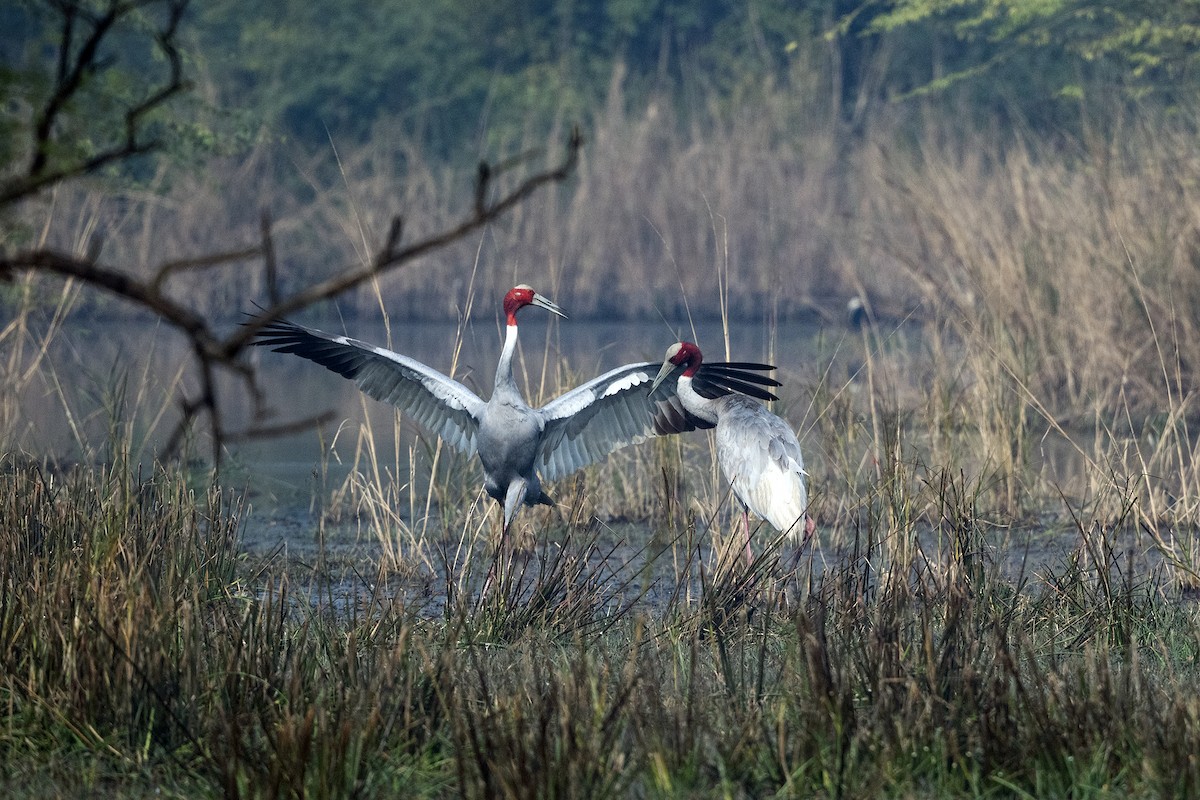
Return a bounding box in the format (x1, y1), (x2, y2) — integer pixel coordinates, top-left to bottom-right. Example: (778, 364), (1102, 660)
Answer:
(532, 293), (567, 319)
(650, 360), (675, 394)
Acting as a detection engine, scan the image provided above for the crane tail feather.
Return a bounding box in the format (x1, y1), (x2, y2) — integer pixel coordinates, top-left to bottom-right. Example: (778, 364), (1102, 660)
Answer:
(503, 479), (529, 532)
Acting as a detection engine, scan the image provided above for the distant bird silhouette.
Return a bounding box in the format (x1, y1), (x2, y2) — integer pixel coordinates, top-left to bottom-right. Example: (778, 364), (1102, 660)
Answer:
(847, 296), (870, 329)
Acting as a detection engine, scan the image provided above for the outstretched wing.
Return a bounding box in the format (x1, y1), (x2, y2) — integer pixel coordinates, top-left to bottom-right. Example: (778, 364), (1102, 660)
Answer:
(536, 362), (707, 482)
(250, 317), (486, 456)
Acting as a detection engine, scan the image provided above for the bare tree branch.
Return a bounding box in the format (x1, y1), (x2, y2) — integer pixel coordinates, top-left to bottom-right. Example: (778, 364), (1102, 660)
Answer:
(2, 0), (189, 206)
(2, 129), (582, 463)
(5, 249), (213, 339)
(2, 0), (582, 466)
(226, 125), (583, 354)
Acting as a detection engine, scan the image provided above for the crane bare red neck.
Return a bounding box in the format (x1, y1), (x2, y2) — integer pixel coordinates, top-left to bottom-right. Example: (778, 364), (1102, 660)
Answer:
(671, 341), (704, 377)
(502, 285), (535, 326)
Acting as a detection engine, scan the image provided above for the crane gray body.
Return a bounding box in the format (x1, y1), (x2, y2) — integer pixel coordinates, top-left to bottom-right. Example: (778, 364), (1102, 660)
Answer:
(476, 324), (552, 525)
(685, 389), (809, 537)
(652, 341), (813, 555)
(249, 288), (726, 533)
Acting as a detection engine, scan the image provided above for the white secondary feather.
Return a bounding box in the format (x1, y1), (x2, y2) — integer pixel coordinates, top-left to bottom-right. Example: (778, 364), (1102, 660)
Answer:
(722, 433), (808, 533)
(537, 362), (668, 481)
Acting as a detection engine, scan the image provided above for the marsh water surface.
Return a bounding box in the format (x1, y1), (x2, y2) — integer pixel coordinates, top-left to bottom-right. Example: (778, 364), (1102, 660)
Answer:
(19, 313), (1143, 613)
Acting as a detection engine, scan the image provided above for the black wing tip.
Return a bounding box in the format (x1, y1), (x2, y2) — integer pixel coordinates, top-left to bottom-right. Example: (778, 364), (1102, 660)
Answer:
(241, 312), (323, 348)
(701, 363), (781, 386)
(700, 367), (782, 388)
(723, 380), (779, 401)
(697, 364), (783, 394)
(707, 361), (776, 371)
(693, 374), (780, 402)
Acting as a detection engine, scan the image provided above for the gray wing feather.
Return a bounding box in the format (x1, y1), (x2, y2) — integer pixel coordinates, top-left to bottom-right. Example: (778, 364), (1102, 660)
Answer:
(537, 362), (678, 481)
(767, 432), (806, 473)
(252, 319), (486, 456)
(651, 394), (715, 435)
(715, 397), (808, 531)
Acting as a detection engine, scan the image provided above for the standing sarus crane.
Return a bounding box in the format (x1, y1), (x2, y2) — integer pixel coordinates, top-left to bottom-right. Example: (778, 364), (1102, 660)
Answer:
(651, 341), (816, 564)
(249, 287), (783, 561)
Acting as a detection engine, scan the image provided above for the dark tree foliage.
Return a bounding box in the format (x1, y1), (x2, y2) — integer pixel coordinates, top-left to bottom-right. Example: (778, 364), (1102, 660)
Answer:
(185, 0), (833, 151)
(10, 1), (1192, 180)
(178, 0), (1200, 156)
(0, 0), (189, 206)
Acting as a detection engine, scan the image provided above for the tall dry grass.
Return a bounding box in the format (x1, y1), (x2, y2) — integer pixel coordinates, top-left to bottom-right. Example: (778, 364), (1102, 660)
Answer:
(5, 440), (1200, 798)
(12, 102), (1200, 553)
(846, 114), (1200, 533)
(15, 59), (855, 321)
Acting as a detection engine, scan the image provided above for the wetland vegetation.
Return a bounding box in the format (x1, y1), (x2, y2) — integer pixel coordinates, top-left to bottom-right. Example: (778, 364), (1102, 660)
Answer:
(6, 1), (1200, 797)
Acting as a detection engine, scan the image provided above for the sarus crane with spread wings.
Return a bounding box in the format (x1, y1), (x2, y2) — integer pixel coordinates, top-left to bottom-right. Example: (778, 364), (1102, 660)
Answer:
(249, 287), (781, 556)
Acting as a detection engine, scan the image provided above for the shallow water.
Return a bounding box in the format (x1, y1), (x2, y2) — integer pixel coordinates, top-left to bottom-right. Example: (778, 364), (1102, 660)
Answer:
(20, 312), (1153, 614)
(239, 501), (1184, 620)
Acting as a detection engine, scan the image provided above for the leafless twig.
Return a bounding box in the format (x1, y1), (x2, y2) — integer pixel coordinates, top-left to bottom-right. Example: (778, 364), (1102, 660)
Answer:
(2, 131), (583, 464)
(2, 0), (190, 206)
(1, 0), (583, 467)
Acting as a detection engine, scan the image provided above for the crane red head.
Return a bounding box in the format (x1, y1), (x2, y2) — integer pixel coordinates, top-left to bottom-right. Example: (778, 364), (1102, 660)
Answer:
(651, 341), (703, 392)
(651, 340), (781, 400)
(503, 284), (567, 326)
(666, 341), (703, 374)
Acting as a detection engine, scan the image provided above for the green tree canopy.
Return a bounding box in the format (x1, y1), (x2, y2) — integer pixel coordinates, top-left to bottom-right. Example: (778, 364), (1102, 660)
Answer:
(866, 0), (1200, 105)
(185, 0), (826, 151)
